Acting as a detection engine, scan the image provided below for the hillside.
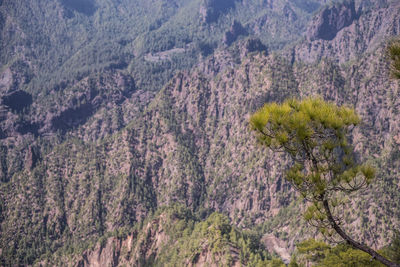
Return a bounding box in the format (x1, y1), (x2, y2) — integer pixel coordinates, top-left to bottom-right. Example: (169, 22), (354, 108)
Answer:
(0, 0), (331, 144)
(1, 0), (400, 266)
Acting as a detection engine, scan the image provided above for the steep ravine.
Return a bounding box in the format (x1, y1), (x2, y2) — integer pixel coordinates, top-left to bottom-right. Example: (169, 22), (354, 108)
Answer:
(1, 0), (400, 265)
(2, 40), (399, 265)
(290, 0), (400, 63)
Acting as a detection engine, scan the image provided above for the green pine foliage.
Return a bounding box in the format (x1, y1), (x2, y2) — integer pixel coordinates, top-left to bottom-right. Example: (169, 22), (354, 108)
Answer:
(250, 97), (374, 204)
(152, 207), (277, 266)
(388, 41), (400, 79)
(381, 231), (400, 264)
(292, 239), (385, 267)
(249, 97), (398, 266)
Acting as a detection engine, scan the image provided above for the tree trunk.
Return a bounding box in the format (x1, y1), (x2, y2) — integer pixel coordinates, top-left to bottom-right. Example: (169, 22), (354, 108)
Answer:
(322, 199), (399, 267)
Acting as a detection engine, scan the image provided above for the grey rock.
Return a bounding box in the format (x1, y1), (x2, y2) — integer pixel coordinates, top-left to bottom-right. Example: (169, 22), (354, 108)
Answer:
(307, 0), (357, 41)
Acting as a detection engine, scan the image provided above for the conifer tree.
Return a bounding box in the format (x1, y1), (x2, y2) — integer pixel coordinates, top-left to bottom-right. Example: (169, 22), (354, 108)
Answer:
(250, 97), (399, 267)
(388, 41), (400, 79)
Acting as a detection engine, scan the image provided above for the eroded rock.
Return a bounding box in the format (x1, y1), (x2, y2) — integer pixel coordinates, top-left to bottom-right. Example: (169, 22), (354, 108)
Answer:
(307, 0), (357, 41)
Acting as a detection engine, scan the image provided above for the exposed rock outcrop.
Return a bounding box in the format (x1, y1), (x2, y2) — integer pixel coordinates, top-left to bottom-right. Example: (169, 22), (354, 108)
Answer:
(262, 234), (291, 264)
(32, 71), (136, 134)
(0, 68), (12, 93)
(291, 0), (400, 63)
(24, 145), (38, 171)
(77, 234), (135, 267)
(307, 0), (358, 41)
(72, 211), (245, 267)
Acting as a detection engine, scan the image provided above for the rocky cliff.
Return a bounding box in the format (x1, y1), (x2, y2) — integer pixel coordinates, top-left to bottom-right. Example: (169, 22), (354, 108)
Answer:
(292, 0), (400, 63)
(1, 0), (400, 266)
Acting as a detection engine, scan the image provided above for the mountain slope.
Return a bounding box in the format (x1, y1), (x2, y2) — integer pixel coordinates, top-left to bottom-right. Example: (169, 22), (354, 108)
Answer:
(1, 0), (400, 265)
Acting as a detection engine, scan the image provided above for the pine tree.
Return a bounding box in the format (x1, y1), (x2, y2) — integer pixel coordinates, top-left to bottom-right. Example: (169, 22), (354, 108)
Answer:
(250, 97), (399, 267)
(388, 41), (400, 79)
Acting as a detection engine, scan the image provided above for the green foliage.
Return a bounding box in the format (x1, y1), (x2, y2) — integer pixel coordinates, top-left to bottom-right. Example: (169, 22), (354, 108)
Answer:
(388, 41), (400, 79)
(249, 97), (395, 263)
(250, 97), (373, 203)
(296, 238), (330, 263)
(382, 231), (400, 264)
(294, 239), (385, 267)
(133, 206), (280, 266)
(319, 245), (383, 267)
(288, 255), (300, 267)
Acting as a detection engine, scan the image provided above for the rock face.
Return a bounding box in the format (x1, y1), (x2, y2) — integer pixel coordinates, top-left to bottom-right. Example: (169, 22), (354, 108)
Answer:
(24, 145), (38, 171)
(77, 234), (136, 267)
(42, 209), (250, 266)
(0, 68), (12, 92)
(2, 35), (400, 265)
(307, 0), (358, 41)
(28, 71), (135, 136)
(292, 0), (400, 63)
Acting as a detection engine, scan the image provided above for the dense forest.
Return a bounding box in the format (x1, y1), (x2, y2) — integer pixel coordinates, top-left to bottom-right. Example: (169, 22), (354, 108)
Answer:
(0, 0), (400, 266)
